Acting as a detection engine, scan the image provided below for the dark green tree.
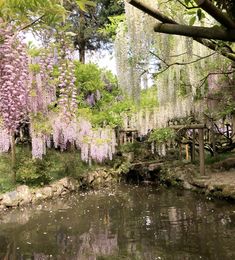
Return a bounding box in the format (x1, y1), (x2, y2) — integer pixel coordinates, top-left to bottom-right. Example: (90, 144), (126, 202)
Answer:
(66, 0), (124, 63)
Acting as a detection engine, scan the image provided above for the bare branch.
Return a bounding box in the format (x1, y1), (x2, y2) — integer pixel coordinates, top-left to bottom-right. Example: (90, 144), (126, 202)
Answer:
(150, 51), (216, 75)
(19, 15), (46, 32)
(199, 69), (235, 87)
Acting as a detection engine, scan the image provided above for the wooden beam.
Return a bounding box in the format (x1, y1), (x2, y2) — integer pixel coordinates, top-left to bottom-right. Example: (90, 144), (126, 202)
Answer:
(169, 123), (205, 130)
(154, 23), (235, 42)
(191, 129), (196, 162)
(126, 0), (235, 62)
(195, 0), (235, 29)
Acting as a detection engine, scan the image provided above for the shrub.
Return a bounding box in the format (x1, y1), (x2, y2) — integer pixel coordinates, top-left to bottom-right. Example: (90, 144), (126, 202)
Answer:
(16, 158), (51, 186)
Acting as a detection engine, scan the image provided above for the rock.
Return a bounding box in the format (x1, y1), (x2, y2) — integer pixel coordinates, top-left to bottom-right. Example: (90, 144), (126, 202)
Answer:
(41, 186), (53, 198)
(16, 185), (32, 205)
(212, 158), (235, 171)
(148, 163), (162, 172)
(183, 181), (193, 190)
(51, 183), (64, 196)
(1, 190), (20, 207)
(86, 174), (95, 184)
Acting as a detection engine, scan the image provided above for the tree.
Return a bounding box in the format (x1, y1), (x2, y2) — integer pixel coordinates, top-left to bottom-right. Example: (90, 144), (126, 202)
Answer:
(65, 0), (124, 63)
(126, 0), (235, 62)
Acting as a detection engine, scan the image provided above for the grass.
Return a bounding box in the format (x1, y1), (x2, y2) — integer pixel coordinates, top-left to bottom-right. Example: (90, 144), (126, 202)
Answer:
(205, 151), (235, 165)
(0, 145), (99, 194)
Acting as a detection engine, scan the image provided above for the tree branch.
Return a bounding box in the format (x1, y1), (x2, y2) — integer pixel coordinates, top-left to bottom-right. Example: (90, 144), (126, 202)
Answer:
(154, 23), (235, 41)
(126, 0), (235, 62)
(126, 0), (177, 24)
(19, 15), (46, 32)
(199, 69), (235, 87)
(150, 51), (216, 75)
(176, 0), (198, 9)
(195, 0), (235, 29)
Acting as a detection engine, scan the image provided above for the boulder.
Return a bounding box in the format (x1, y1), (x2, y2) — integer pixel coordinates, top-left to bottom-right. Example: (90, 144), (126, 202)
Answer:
(1, 190), (21, 207)
(16, 185), (32, 205)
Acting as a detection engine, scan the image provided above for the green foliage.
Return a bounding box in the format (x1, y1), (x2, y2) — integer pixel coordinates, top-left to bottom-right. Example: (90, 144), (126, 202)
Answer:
(149, 128), (175, 143)
(16, 158), (52, 186)
(140, 86), (158, 109)
(0, 146), (98, 192)
(0, 153), (14, 193)
(30, 112), (52, 135)
(74, 62), (132, 127)
(0, 0), (66, 26)
(29, 63), (41, 73)
(27, 43), (41, 57)
(205, 152), (234, 165)
(99, 14), (125, 40)
(46, 150), (94, 180)
(76, 0), (96, 12)
(74, 63), (159, 127)
(74, 61), (104, 94)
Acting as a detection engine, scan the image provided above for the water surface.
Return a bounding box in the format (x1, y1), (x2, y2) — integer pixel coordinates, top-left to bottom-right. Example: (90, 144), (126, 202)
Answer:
(0, 185), (235, 260)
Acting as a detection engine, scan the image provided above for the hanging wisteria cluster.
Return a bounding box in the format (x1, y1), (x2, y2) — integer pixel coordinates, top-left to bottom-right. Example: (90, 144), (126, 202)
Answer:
(28, 53), (56, 114)
(0, 126), (10, 152)
(115, 0), (229, 138)
(28, 49), (58, 159)
(0, 21), (29, 134)
(50, 115), (116, 163)
(0, 24), (117, 162)
(115, 0), (156, 100)
(57, 60), (77, 119)
(27, 40), (116, 162)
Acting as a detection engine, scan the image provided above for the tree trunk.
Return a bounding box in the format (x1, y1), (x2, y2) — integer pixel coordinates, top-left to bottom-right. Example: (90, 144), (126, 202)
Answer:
(79, 42), (86, 64)
(10, 131), (16, 183)
(79, 10), (86, 64)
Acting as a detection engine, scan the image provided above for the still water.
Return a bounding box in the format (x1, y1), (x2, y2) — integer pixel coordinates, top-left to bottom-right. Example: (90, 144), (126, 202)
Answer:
(0, 185), (235, 260)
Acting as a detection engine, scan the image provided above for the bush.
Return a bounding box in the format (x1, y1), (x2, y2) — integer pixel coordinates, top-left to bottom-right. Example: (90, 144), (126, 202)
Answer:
(16, 158), (51, 186)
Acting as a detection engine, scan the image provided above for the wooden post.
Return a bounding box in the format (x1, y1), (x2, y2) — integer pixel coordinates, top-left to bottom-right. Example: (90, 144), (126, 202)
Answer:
(185, 144), (189, 161)
(124, 133), (127, 144)
(179, 143), (182, 161)
(191, 129), (196, 162)
(210, 121), (216, 157)
(198, 129), (206, 176)
(232, 113), (235, 141)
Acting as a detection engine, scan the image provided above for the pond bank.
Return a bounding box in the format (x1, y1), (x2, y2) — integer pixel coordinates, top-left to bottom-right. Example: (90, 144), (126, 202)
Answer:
(123, 158), (235, 201)
(1, 157), (235, 211)
(159, 162), (235, 201)
(0, 168), (120, 211)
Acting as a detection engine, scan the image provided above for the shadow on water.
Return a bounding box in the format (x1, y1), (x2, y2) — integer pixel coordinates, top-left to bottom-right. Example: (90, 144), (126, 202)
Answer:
(0, 184), (235, 260)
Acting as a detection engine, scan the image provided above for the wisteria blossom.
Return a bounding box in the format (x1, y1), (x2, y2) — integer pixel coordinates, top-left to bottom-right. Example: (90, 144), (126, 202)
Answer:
(0, 21), (29, 133)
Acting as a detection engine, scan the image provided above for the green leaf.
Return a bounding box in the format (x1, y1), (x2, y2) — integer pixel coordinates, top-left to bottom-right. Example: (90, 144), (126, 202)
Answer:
(197, 9), (202, 21)
(189, 16), (196, 26)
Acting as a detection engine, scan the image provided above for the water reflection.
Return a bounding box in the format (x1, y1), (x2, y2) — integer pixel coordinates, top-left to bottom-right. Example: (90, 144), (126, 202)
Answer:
(0, 185), (235, 260)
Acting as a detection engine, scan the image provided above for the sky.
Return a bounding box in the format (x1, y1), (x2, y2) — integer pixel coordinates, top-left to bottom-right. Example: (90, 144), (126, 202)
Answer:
(24, 32), (117, 74)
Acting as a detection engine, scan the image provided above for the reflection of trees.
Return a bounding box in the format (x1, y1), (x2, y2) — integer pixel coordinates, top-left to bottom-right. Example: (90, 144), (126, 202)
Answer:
(0, 187), (235, 259)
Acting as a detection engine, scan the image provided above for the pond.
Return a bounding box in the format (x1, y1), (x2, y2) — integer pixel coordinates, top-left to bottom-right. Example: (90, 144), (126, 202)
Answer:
(0, 185), (235, 260)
